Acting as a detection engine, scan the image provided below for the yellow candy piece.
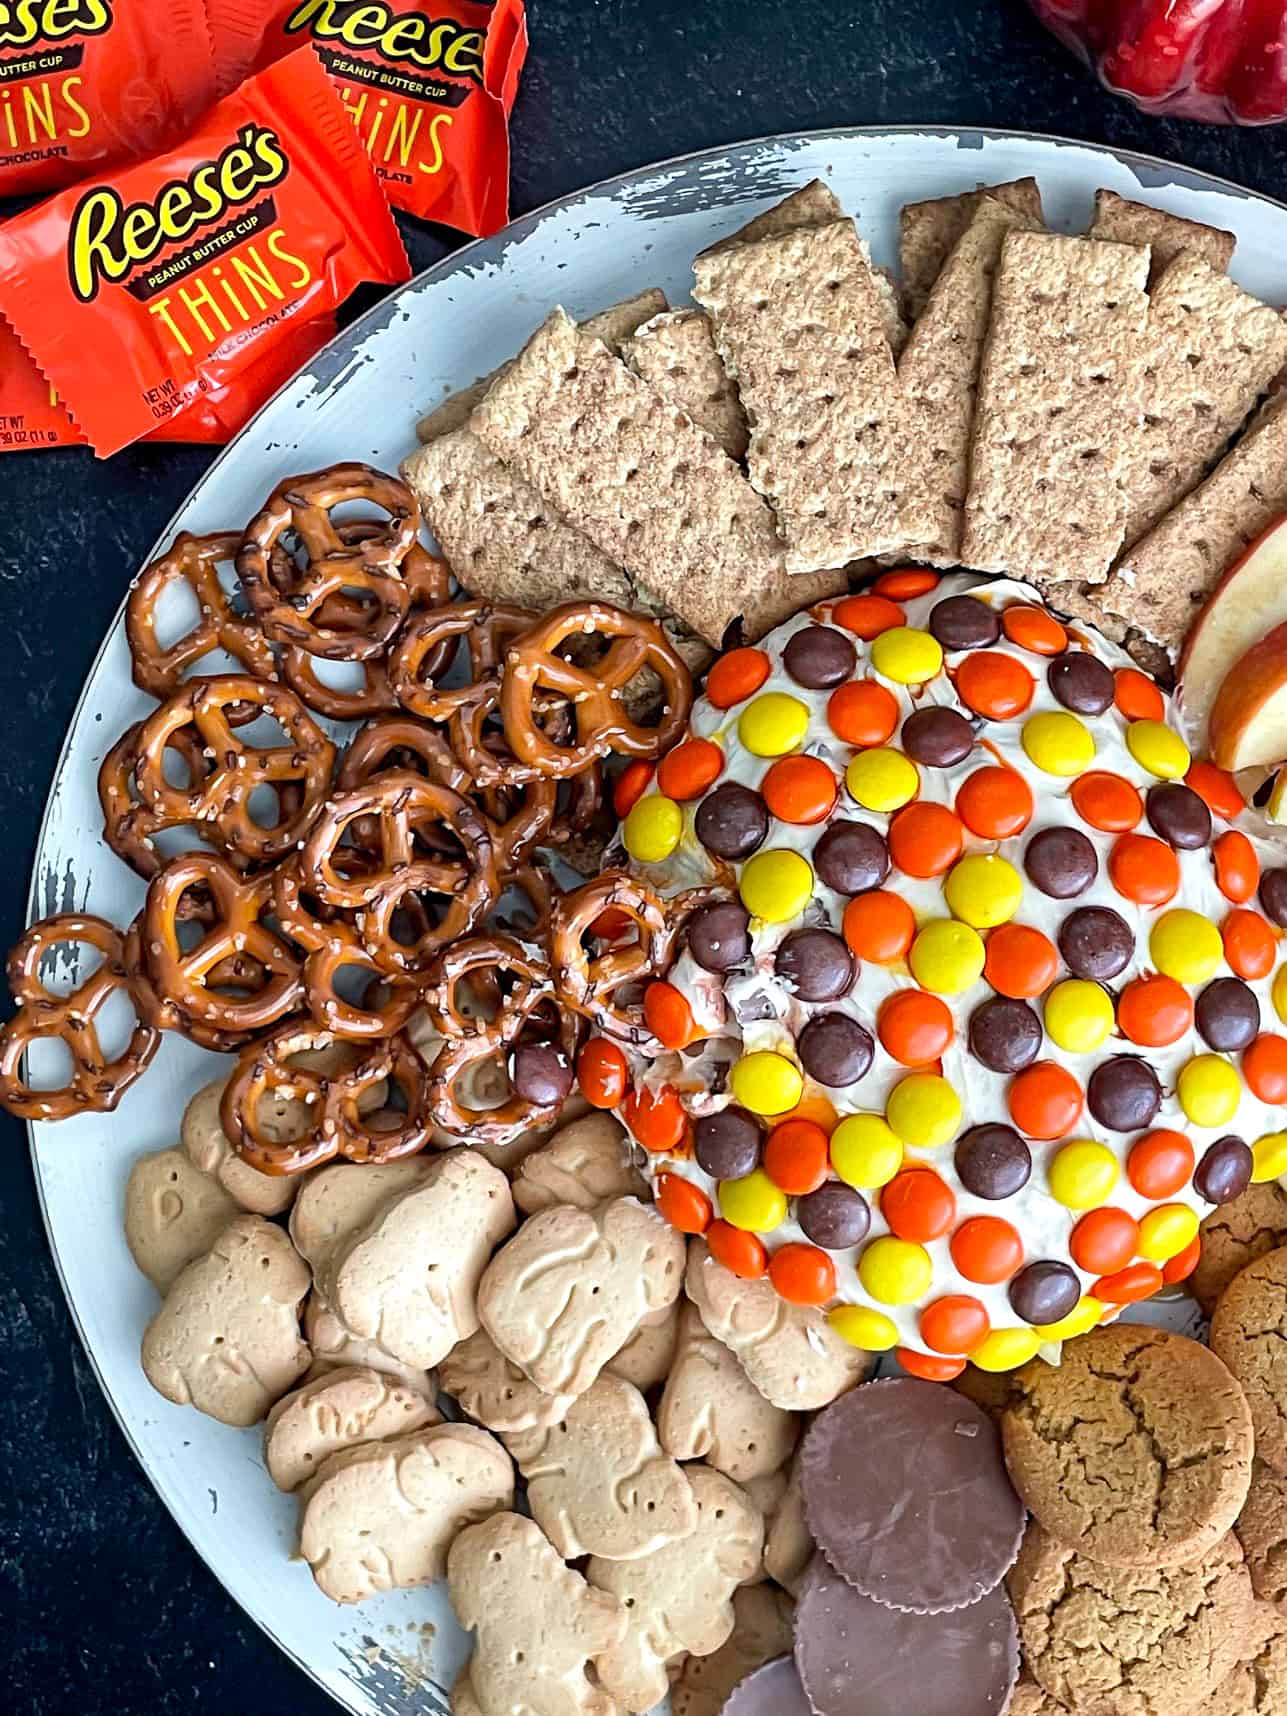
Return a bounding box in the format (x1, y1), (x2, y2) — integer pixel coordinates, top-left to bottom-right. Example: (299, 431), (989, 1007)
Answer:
(740, 850), (814, 924)
(828, 1305), (899, 1352)
(739, 691), (810, 758)
(1034, 1296), (1104, 1343)
(1137, 1203), (1200, 1265)
(1125, 719), (1190, 781)
(1044, 979), (1115, 1054)
(1273, 965), (1287, 1028)
(830, 1114), (903, 1190)
(1149, 909), (1223, 986)
(909, 918), (985, 995)
(943, 854), (1023, 930)
(718, 1169), (788, 1233)
(970, 1327), (1043, 1373)
(1048, 1139), (1119, 1210)
(622, 795), (682, 863)
(1253, 1133), (1287, 1182)
(1177, 1054), (1241, 1129)
(730, 1050), (804, 1117)
(858, 1235), (933, 1306)
(846, 747), (919, 813)
(885, 1073), (963, 1152)
(1021, 711), (1096, 778)
(870, 626), (943, 686)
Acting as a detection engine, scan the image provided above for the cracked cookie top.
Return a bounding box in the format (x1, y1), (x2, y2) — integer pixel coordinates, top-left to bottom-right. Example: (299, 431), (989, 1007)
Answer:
(1213, 1247), (1287, 1478)
(1235, 1460), (1287, 1612)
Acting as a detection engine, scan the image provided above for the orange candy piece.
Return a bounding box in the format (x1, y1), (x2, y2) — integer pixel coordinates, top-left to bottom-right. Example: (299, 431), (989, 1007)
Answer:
(950, 1216), (1024, 1285)
(955, 651), (1035, 720)
(1092, 1261), (1164, 1305)
(920, 1294), (991, 1355)
(1186, 760), (1244, 821)
(1127, 1130), (1195, 1200)
(622, 1084), (687, 1153)
(1222, 909), (1277, 980)
(1070, 1207), (1140, 1275)
(1114, 667), (1165, 723)
(1007, 1061), (1083, 1140)
(769, 1242), (837, 1306)
(706, 1219), (768, 1280)
(843, 890), (916, 964)
(898, 1348), (966, 1381)
(577, 1038), (629, 1109)
(762, 755), (839, 825)
(878, 990), (955, 1066)
(1002, 604), (1067, 656)
(656, 738), (723, 801)
(592, 907), (633, 941)
(707, 647), (770, 709)
(888, 802), (964, 879)
(643, 980), (697, 1051)
(984, 923), (1060, 1000)
(657, 1173), (713, 1235)
(1117, 973), (1193, 1048)
(1163, 1235), (1201, 1284)
(1070, 771), (1142, 834)
(828, 679), (899, 747)
(956, 765), (1033, 839)
(1109, 832), (1180, 906)
(873, 568), (939, 600)
(1213, 829), (1259, 904)
(832, 592), (905, 640)
(882, 1168), (956, 1242)
(764, 1119), (831, 1195)
(612, 760), (655, 819)
(1244, 1033), (1287, 1104)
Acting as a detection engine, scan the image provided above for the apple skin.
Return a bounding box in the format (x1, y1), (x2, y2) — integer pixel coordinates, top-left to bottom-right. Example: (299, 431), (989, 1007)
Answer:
(1177, 512), (1287, 751)
(1208, 619), (1287, 773)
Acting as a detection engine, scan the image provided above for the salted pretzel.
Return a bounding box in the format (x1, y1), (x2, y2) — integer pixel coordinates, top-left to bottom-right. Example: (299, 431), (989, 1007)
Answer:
(237, 465), (419, 660)
(500, 601), (693, 779)
(219, 1022), (430, 1175)
(388, 598), (537, 721)
(99, 721), (219, 880)
(126, 530), (279, 704)
(296, 770), (498, 974)
(131, 676), (336, 867)
(273, 857), (419, 1040)
(550, 871), (674, 1048)
(0, 915), (160, 1120)
(142, 853), (303, 1036)
(423, 934), (579, 1147)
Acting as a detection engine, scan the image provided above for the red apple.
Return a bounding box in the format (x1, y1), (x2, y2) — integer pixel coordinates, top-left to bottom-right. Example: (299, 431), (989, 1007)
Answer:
(1177, 512), (1287, 751)
(1208, 620), (1287, 771)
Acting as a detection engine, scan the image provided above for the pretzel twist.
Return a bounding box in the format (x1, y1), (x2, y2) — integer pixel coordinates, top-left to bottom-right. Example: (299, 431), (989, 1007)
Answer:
(272, 858), (419, 1040)
(126, 531), (279, 702)
(388, 599), (537, 721)
(550, 871), (674, 1048)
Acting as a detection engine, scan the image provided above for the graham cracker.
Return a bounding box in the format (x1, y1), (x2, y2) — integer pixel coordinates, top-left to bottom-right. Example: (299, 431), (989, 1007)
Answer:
(623, 309), (750, 461)
(414, 289), (667, 443)
(693, 218), (934, 572)
(1099, 390), (1287, 655)
(896, 195), (1044, 565)
(1118, 254), (1287, 550)
(1088, 188), (1234, 285)
(467, 308), (810, 647)
(900, 177), (1043, 319)
(961, 230), (1151, 587)
(1043, 581), (1173, 682)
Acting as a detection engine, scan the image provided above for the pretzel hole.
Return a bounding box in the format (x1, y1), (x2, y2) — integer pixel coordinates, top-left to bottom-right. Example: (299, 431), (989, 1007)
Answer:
(91, 986), (141, 1061)
(160, 736), (210, 792)
(231, 708), (293, 752)
(21, 1034), (76, 1091)
(148, 577), (205, 650)
(35, 938), (106, 995)
(297, 657), (367, 698)
(247, 781), (303, 832)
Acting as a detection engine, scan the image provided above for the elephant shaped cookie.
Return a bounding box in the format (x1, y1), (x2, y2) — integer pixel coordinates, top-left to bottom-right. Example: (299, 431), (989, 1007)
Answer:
(439, 1328), (575, 1435)
(685, 1244), (871, 1410)
(588, 1465), (764, 1713)
(289, 1157), (436, 1276)
(180, 1076), (298, 1217)
(478, 1198), (686, 1397)
(512, 1112), (646, 1215)
(299, 1422), (513, 1604)
(141, 1215), (311, 1425)
(264, 1365), (439, 1491)
(448, 1512), (628, 1716)
(606, 1301), (681, 1394)
(505, 1373), (697, 1560)
(658, 1303), (799, 1483)
(125, 1147), (240, 1292)
(325, 1151), (515, 1370)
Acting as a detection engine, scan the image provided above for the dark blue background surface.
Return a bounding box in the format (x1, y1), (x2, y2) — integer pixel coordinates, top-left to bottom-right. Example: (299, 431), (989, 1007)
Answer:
(4, 2), (1287, 1710)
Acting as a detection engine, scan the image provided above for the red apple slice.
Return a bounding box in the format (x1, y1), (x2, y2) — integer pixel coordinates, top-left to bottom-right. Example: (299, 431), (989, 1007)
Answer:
(1208, 619), (1287, 771)
(1177, 512), (1287, 750)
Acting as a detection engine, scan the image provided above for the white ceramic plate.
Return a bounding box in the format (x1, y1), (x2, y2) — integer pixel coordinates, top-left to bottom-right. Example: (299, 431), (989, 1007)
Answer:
(27, 128), (1277, 1715)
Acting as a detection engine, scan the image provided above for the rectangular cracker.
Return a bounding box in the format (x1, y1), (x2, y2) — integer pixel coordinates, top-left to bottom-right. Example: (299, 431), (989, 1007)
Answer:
(623, 308), (750, 461)
(900, 177), (1043, 319)
(961, 231), (1151, 587)
(1088, 188), (1234, 285)
(693, 218), (934, 572)
(1118, 254), (1287, 550)
(414, 289), (667, 443)
(895, 195), (1044, 565)
(1098, 390), (1287, 655)
(468, 308), (835, 646)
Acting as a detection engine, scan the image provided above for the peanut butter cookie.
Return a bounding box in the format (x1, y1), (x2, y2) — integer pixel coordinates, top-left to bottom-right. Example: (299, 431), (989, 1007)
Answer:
(1207, 1603), (1287, 1716)
(1002, 1324), (1253, 1566)
(1236, 1460), (1287, 1613)
(1193, 1183), (1287, 1316)
(1212, 1246), (1287, 1477)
